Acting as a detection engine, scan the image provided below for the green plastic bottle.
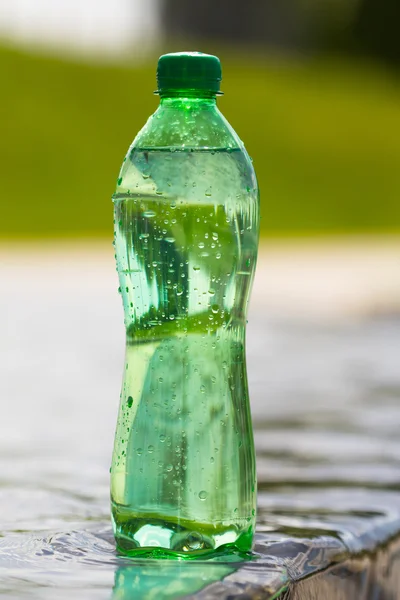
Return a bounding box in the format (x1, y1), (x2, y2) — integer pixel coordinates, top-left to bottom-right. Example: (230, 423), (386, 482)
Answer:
(111, 52), (259, 558)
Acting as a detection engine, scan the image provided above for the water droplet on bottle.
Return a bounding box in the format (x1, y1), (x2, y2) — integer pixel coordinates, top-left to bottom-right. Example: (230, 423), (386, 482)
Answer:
(180, 532), (204, 552)
(199, 490), (208, 501)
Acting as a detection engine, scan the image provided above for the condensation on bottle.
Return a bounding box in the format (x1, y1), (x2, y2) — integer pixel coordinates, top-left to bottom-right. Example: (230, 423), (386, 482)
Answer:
(110, 51), (260, 558)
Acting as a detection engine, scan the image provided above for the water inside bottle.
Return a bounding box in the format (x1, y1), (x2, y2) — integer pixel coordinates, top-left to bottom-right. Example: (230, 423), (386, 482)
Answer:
(111, 148), (259, 556)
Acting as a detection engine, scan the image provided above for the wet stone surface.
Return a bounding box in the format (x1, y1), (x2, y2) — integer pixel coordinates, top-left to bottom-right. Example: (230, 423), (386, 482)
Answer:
(0, 250), (400, 598)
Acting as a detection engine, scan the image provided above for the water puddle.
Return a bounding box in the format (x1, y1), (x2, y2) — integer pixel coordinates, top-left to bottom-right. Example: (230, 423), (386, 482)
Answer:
(1, 254), (400, 597)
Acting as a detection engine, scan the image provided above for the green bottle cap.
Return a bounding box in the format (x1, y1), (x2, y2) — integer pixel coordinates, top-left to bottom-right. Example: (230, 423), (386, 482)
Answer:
(156, 52), (222, 94)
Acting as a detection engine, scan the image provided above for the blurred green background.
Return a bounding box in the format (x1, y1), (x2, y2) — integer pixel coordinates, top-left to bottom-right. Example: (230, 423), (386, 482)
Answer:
(1, 0), (399, 239)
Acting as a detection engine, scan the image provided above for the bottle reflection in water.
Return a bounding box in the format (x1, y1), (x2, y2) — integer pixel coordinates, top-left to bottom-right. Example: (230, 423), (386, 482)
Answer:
(112, 561), (236, 600)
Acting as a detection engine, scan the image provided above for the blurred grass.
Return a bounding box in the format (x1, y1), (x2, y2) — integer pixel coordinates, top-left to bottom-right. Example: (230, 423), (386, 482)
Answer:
(1, 44), (400, 238)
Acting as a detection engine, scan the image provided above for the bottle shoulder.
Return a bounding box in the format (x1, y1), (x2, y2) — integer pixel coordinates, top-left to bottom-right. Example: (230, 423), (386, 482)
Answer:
(114, 103), (259, 200)
(130, 104), (242, 152)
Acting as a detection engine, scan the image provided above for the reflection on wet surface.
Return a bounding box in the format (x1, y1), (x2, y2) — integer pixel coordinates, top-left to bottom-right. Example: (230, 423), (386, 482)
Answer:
(0, 248), (400, 598)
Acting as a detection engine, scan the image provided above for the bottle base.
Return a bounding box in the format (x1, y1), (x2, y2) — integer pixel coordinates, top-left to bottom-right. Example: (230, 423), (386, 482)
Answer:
(112, 511), (254, 559)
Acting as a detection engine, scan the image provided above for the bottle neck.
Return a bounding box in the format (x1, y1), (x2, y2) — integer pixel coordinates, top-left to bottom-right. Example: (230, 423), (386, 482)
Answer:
(159, 92), (217, 109)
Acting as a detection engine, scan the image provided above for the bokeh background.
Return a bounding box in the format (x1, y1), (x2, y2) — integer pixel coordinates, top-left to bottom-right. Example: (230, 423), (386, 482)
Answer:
(0, 0), (399, 240)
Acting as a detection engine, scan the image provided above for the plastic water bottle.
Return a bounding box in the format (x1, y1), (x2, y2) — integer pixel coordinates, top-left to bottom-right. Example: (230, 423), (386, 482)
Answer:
(111, 52), (259, 558)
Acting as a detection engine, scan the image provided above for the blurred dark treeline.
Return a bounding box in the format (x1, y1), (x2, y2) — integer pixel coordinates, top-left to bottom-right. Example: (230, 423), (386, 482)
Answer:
(161, 0), (400, 66)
